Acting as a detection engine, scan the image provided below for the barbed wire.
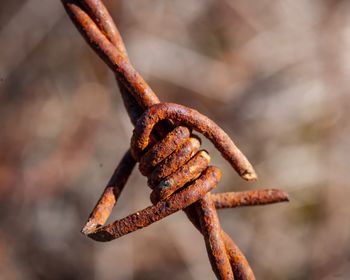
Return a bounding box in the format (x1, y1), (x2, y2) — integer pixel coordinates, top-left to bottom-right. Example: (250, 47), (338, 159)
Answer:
(61, 1), (289, 279)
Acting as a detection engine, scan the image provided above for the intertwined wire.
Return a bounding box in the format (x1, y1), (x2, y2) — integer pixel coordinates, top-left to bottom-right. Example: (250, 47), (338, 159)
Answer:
(61, 1), (289, 279)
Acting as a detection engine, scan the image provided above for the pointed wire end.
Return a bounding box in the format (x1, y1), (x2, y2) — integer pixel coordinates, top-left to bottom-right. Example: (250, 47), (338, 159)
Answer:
(81, 226), (91, 236)
(276, 189), (290, 202)
(81, 220), (98, 236)
(234, 154), (258, 181)
(241, 169), (258, 182)
(265, 188), (290, 203)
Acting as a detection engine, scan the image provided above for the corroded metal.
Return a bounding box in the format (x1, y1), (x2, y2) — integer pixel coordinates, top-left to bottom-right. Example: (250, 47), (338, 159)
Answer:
(212, 189), (289, 209)
(61, 1), (289, 279)
(196, 193), (234, 279)
(84, 167), (221, 241)
(131, 103), (257, 181)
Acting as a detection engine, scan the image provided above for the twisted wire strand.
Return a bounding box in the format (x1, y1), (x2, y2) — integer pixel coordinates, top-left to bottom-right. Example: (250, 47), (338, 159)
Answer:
(62, 1), (289, 279)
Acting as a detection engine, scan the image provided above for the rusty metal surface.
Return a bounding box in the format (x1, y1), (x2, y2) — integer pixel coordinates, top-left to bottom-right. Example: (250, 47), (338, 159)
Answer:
(196, 193), (234, 279)
(148, 137), (201, 187)
(150, 150), (210, 203)
(84, 166), (220, 241)
(131, 103), (257, 181)
(222, 231), (255, 280)
(138, 126), (190, 176)
(212, 189), (289, 209)
(61, 0), (289, 279)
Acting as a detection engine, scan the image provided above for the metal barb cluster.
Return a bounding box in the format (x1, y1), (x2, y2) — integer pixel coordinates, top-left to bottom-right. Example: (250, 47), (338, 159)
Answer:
(61, 1), (289, 279)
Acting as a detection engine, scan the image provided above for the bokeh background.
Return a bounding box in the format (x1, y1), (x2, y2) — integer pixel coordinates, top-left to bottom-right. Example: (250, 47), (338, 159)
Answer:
(1, 0), (349, 279)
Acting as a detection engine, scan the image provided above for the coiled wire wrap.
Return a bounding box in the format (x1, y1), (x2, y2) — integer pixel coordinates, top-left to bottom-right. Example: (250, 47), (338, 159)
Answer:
(81, 102), (256, 279)
(130, 102), (258, 279)
(62, 1), (288, 279)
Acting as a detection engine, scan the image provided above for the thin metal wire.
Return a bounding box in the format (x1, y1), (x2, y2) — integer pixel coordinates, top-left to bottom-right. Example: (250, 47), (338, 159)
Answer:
(61, 1), (289, 279)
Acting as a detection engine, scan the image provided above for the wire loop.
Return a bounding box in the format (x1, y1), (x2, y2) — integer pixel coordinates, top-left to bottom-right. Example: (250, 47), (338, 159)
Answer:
(61, 1), (289, 279)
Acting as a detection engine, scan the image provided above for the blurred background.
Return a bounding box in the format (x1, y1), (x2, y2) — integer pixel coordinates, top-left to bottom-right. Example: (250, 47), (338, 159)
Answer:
(0, 0), (349, 279)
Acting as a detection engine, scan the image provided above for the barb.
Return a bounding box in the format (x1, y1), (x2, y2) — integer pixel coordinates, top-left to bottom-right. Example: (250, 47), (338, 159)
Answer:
(212, 189), (289, 209)
(85, 167), (220, 241)
(81, 150), (135, 235)
(131, 102), (257, 181)
(61, 1), (289, 279)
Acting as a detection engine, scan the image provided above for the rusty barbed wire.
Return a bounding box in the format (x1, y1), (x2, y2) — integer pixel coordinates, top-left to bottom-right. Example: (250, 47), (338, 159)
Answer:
(61, 1), (289, 279)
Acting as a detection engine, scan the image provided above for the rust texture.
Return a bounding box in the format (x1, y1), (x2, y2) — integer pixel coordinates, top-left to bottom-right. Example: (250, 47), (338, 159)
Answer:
(211, 189), (289, 210)
(130, 103), (257, 181)
(85, 167), (220, 241)
(61, 1), (289, 279)
(196, 193), (234, 279)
